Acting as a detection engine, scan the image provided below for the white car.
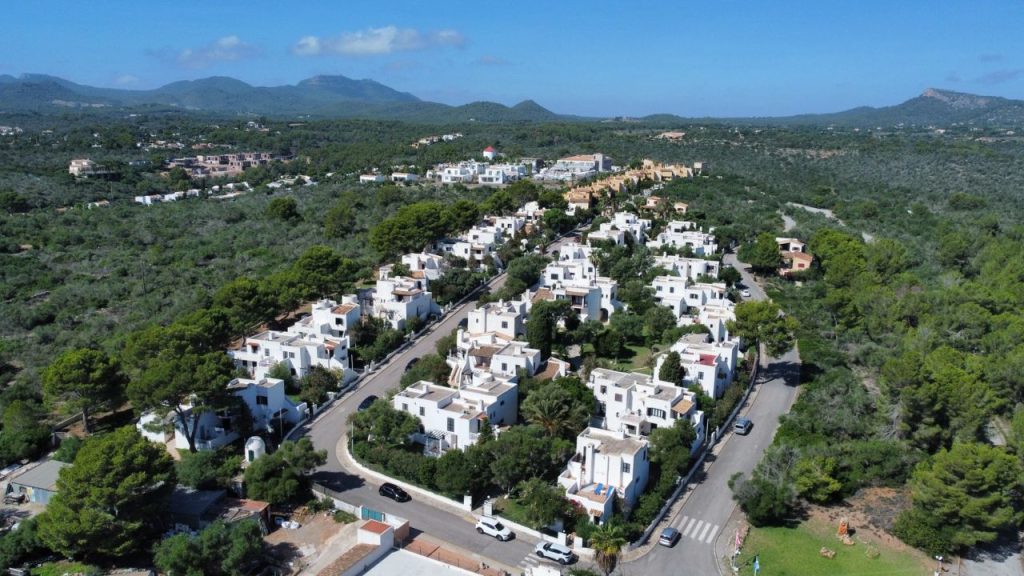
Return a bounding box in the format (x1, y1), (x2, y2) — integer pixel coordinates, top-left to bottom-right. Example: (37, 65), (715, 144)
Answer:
(475, 517), (513, 541)
(741, 289), (751, 298)
(535, 541), (576, 564)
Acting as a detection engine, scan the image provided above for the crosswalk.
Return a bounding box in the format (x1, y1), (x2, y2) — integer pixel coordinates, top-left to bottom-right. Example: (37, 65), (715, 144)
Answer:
(673, 515), (721, 545)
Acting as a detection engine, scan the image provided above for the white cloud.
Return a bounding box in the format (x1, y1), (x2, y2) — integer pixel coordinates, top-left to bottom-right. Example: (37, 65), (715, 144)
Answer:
(176, 35), (261, 68)
(293, 26), (464, 56)
(112, 73), (141, 86)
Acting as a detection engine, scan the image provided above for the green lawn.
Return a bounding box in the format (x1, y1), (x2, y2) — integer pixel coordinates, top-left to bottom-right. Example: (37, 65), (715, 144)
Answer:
(611, 345), (656, 373)
(736, 519), (929, 576)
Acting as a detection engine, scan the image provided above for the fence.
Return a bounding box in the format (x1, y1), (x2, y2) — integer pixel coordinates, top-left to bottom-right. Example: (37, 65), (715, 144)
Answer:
(628, 349), (761, 550)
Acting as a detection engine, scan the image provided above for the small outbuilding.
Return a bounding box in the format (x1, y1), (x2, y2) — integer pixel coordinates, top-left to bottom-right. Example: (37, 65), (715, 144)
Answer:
(6, 459), (69, 505)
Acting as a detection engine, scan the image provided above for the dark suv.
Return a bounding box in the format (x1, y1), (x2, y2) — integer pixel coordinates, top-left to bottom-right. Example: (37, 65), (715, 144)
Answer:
(379, 482), (411, 502)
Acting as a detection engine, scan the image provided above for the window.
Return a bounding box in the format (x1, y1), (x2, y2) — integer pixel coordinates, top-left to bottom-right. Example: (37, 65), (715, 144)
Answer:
(447, 417), (455, 432)
(648, 408), (666, 419)
(656, 285), (662, 291)
(419, 407), (425, 416)
(614, 393), (623, 402)
(600, 385), (607, 395)
(256, 395), (268, 406)
(501, 321), (509, 329)
(622, 462), (631, 474)
(501, 363), (508, 372)
(669, 287), (675, 293)
(402, 403), (408, 412)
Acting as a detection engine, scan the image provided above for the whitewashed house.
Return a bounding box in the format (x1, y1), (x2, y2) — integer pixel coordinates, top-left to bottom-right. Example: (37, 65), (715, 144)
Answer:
(228, 297), (359, 382)
(393, 378), (517, 453)
(652, 254), (721, 281)
(557, 427), (649, 524)
(370, 276), (439, 330)
(645, 221), (718, 256)
(587, 368), (705, 449)
(653, 336), (739, 399)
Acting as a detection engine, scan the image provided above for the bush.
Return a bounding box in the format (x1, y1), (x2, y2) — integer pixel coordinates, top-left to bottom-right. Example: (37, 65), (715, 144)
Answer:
(333, 510), (358, 524)
(893, 508), (955, 556)
(307, 496), (335, 514)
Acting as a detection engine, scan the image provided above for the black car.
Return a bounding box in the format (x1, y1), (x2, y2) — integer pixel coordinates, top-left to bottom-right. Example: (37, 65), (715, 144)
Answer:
(357, 395), (378, 412)
(379, 482), (411, 502)
(404, 357), (420, 373)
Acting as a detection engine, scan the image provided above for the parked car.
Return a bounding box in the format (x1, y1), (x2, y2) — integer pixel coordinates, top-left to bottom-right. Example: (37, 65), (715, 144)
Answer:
(659, 527), (681, 547)
(535, 542), (576, 565)
(475, 517), (513, 541)
(378, 482), (411, 502)
(741, 289), (751, 298)
(734, 417), (753, 435)
(404, 357), (420, 373)
(357, 395), (378, 412)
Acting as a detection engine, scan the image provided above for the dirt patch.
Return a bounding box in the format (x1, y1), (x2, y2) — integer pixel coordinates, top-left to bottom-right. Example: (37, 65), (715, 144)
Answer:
(806, 487), (914, 552)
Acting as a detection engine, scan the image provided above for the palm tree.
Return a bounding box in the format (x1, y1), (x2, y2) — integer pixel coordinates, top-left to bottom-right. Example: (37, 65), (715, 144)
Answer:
(589, 521), (627, 576)
(521, 384), (589, 438)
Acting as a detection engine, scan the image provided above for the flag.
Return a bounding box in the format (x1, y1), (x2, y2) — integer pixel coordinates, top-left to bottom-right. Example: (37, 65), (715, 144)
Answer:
(753, 555), (761, 575)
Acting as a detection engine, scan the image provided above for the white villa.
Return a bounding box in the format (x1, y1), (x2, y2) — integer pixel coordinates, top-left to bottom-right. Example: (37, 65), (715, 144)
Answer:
(228, 297), (360, 381)
(587, 368), (705, 449)
(652, 254), (721, 281)
(645, 221), (718, 256)
(137, 376), (307, 452)
(588, 212), (651, 246)
(393, 377), (518, 453)
(534, 242), (622, 322)
(653, 335), (739, 399)
(558, 427), (650, 524)
(370, 275), (439, 330)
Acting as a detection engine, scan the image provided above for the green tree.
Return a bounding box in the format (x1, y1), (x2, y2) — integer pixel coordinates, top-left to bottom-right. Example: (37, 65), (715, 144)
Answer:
(300, 366), (339, 407)
(643, 306), (678, 345)
(649, 419), (697, 476)
(589, 521), (627, 576)
(323, 203), (354, 238)
(350, 401), (419, 448)
(657, 351), (684, 385)
(37, 426), (175, 560)
(128, 349), (235, 453)
(526, 300), (575, 360)
(42, 348), (125, 434)
(265, 196), (300, 221)
(895, 442), (1024, 553)
(792, 455), (843, 504)
(0, 401), (52, 466)
(176, 449), (243, 490)
(243, 438), (326, 505)
(744, 233), (782, 274)
(727, 300), (798, 357)
(154, 520), (263, 576)
(433, 449), (474, 496)
(521, 384), (590, 439)
(516, 477), (570, 529)
(489, 425), (572, 494)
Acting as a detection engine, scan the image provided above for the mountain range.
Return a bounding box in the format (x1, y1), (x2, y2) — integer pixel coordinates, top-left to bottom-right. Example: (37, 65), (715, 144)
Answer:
(1, 73), (1022, 126)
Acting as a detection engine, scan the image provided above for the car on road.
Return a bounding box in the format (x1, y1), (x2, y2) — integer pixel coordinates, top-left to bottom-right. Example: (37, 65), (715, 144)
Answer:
(404, 357), (420, 373)
(475, 517), (513, 541)
(734, 417), (753, 435)
(534, 542), (576, 565)
(659, 526), (681, 547)
(378, 482), (411, 502)
(357, 395), (378, 412)
(741, 289), (751, 298)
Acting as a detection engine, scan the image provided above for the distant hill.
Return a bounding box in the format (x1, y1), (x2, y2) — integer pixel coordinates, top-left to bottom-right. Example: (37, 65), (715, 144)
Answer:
(0, 73), (561, 122)
(768, 88), (1024, 128)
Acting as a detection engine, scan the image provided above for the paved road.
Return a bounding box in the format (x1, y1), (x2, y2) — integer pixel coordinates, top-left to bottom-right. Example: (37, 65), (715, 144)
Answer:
(627, 251), (801, 576)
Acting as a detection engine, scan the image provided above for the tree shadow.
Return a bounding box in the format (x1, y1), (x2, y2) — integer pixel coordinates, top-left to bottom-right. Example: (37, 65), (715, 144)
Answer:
(310, 469), (367, 494)
(963, 531), (1023, 564)
(760, 359), (803, 387)
(263, 541), (302, 573)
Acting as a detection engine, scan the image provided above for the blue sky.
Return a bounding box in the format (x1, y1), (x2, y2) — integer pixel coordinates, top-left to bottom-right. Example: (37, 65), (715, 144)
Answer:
(2, 1), (1022, 117)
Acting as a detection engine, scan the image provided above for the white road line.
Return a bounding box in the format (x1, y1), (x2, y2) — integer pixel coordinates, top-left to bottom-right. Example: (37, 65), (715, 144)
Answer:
(675, 515), (690, 530)
(681, 517), (697, 537)
(704, 525), (720, 544)
(685, 519), (703, 538)
(697, 522), (712, 542)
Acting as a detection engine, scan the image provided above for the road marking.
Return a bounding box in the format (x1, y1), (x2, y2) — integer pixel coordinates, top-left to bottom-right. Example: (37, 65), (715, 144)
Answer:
(696, 522), (712, 542)
(681, 517), (697, 537)
(704, 525), (719, 544)
(685, 519), (703, 538)
(675, 515), (690, 530)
